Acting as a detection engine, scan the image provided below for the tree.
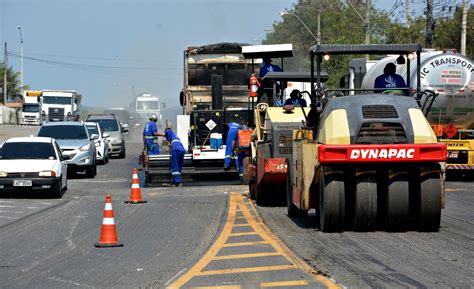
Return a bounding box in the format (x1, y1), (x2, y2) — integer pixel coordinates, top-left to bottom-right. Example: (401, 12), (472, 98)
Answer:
(0, 64), (28, 103)
(262, 0), (473, 88)
(433, 5), (473, 58)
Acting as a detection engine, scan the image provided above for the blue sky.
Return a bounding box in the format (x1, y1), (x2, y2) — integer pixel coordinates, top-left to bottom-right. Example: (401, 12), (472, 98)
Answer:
(0, 0), (437, 108)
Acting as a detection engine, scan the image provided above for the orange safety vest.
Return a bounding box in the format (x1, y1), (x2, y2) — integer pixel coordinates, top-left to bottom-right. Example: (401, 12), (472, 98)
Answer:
(249, 76), (260, 97)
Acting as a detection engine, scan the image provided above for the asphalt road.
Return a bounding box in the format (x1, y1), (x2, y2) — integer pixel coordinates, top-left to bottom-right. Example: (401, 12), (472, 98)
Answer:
(1, 124), (473, 288)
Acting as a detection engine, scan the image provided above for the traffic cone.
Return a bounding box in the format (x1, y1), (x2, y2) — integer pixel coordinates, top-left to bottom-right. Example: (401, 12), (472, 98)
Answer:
(124, 168), (147, 204)
(95, 195), (123, 248)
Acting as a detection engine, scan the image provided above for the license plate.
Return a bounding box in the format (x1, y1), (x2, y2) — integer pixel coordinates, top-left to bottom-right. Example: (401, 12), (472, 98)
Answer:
(448, 151), (459, 158)
(13, 180), (32, 187)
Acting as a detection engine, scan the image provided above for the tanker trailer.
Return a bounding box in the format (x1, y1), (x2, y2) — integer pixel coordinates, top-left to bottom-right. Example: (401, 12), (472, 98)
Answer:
(361, 51), (474, 174)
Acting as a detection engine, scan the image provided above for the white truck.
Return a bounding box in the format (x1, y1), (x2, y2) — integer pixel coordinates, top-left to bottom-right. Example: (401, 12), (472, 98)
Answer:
(21, 90), (42, 125)
(132, 93), (162, 126)
(40, 90), (82, 122)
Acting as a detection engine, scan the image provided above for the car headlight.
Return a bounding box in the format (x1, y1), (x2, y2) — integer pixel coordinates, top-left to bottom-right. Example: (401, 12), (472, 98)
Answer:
(0, 171), (7, 177)
(79, 143), (91, 151)
(39, 170), (56, 177)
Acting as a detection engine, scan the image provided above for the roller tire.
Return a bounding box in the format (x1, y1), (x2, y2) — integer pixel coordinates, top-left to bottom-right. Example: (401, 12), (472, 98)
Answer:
(286, 166), (307, 218)
(255, 183), (267, 206)
(319, 169), (345, 232)
(354, 175), (377, 231)
(418, 174), (441, 232)
(385, 174), (409, 231)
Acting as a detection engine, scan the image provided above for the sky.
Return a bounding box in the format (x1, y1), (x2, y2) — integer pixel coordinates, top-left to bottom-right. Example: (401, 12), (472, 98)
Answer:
(0, 0), (465, 109)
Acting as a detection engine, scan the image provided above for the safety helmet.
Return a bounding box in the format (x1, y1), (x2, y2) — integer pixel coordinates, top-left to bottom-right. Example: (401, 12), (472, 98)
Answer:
(149, 114), (158, 121)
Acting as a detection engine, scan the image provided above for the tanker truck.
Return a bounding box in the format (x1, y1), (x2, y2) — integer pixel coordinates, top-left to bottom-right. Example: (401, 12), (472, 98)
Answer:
(354, 50), (473, 175)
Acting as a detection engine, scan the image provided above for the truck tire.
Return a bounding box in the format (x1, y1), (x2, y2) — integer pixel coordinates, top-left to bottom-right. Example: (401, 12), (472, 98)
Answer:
(353, 174), (377, 231)
(286, 164), (307, 218)
(319, 167), (345, 232)
(385, 172), (409, 231)
(418, 173), (441, 232)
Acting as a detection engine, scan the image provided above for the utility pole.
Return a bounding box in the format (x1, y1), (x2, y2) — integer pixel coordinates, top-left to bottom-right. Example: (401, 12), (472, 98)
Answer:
(425, 0), (434, 48)
(3, 42), (7, 105)
(365, 0), (371, 59)
(18, 26), (24, 92)
(405, 0), (412, 29)
(316, 0), (321, 45)
(461, 0), (468, 55)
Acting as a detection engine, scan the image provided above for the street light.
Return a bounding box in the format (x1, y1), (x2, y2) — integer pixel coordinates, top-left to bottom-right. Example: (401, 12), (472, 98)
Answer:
(280, 10), (319, 44)
(17, 26), (24, 92)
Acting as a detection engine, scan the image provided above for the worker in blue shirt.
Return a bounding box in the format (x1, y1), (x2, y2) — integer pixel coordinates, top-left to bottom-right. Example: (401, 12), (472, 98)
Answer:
(164, 128), (186, 187)
(143, 114), (160, 155)
(259, 58), (281, 78)
(284, 89), (307, 107)
(224, 122), (240, 171)
(374, 63), (409, 96)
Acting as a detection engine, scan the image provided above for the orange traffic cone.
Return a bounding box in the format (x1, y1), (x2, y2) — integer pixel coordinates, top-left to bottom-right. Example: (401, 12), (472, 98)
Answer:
(95, 195), (124, 248)
(125, 168), (147, 204)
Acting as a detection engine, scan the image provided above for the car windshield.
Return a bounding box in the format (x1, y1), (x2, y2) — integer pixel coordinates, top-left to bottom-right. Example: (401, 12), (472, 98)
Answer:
(88, 119), (119, 132)
(136, 101), (159, 110)
(23, 104), (40, 113)
(43, 96), (72, 105)
(38, 125), (88, 139)
(0, 142), (56, 160)
(86, 125), (99, 136)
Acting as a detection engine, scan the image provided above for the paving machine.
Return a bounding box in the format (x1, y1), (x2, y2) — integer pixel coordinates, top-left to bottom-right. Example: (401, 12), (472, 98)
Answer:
(284, 44), (446, 232)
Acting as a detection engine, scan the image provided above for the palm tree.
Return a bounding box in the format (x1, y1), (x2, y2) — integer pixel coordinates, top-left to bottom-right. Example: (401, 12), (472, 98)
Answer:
(0, 64), (28, 104)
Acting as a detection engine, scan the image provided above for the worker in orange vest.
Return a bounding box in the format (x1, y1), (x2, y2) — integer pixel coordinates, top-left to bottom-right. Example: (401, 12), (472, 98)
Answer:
(249, 73), (260, 98)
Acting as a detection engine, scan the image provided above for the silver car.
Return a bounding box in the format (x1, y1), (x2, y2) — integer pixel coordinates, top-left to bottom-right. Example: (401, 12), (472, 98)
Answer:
(37, 121), (97, 177)
(85, 114), (127, 158)
(85, 122), (110, 164)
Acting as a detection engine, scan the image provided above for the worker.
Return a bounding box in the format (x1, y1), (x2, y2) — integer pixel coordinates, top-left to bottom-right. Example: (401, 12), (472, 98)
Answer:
(258, 58), (282, 105)
(259, 58), (281, 78)
(237, 121), (252, 184)
(164, 127), (186, 187)
(374, 63), (409, 96)
(284, 89), (307, 107)
(143, 114), (161, 155)
(224, 122), (240, 171)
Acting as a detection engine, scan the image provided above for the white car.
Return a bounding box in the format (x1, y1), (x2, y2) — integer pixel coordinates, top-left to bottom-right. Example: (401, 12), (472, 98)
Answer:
(0, 136), (68, 198)
(85, 122), (110, 164)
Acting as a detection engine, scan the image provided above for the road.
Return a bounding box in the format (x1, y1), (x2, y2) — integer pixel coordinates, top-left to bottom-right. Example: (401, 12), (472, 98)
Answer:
(0, 125), (473, 288)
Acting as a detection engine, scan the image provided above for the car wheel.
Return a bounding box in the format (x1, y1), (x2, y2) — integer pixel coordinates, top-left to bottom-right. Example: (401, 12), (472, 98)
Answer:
(119, 144), (126, 159)
(86, 164), (96, 178)
(51, 180), (63, 198)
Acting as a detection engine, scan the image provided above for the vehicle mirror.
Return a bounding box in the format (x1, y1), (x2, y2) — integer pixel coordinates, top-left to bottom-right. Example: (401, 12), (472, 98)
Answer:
(91, 134), (99, 140)
(122, 123), (129, 129)
(62, 154), (71, 161)
(121, 127), (129, 133)
(103, 133), (110, 138)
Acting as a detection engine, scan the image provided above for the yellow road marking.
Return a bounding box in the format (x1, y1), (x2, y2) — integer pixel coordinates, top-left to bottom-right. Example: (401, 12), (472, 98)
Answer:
(233, 224), (251, 227)
(229, 232), (258, 237)
(191, 285), (241, 289)
(167, 193), (341, 289)
(222, 241), (268, 247)
(213, 252), (282, 260)
(261, 280), (309, 287)
(197, 265), (296, 276)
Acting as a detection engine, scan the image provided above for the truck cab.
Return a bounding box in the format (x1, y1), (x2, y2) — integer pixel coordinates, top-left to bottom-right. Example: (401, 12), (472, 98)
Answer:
(21, 90), (42, 125)
(40, 90), (81, 122)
